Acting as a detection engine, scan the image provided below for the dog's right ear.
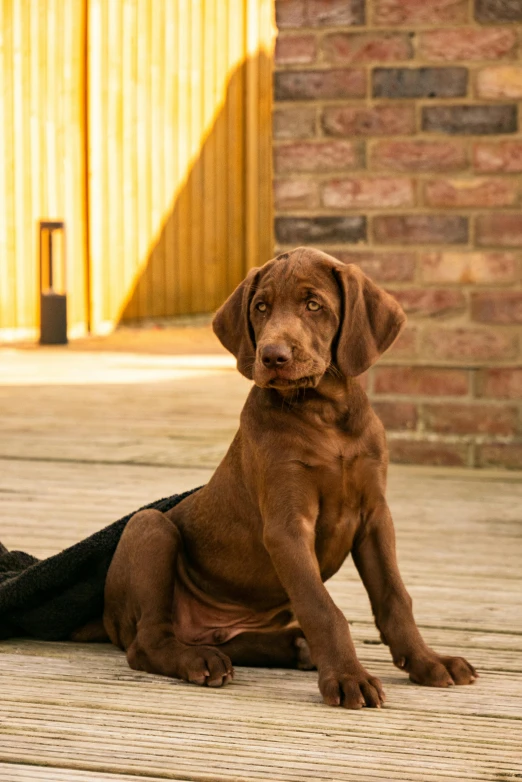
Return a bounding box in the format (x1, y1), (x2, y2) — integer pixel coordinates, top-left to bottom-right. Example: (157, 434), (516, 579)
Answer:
(212, 267), (260, 380)
(332, 263), (406, 377)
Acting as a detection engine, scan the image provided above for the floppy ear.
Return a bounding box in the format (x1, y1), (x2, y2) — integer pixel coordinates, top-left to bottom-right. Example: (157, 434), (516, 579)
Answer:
(332, 263), (406, 377)
(212, 267), (260, 379)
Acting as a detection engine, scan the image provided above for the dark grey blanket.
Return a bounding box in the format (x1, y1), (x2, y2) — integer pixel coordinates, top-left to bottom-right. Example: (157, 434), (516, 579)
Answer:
(0, 486), (201, 641)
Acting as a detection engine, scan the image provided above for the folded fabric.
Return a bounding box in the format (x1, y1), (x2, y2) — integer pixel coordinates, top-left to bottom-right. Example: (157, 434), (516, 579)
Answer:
(0, 486), (201, 641)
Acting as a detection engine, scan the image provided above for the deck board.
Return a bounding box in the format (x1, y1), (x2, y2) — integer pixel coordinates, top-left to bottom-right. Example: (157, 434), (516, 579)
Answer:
(0, 345), (521, 781)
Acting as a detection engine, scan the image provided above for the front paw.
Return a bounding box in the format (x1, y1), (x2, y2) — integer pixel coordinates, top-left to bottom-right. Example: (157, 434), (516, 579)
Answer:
(319, 666), (385, 709)
(397, 652), (477, 687)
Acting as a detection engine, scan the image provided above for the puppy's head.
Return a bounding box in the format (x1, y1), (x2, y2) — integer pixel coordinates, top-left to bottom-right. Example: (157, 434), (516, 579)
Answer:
(212, 247), (405, 390)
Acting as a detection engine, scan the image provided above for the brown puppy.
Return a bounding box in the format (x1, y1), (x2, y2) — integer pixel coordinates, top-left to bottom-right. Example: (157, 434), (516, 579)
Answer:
(102, 247), (477, 709)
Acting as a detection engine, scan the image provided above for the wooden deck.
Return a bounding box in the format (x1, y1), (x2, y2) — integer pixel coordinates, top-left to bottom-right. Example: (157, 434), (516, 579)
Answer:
(1, 336), (521, 782)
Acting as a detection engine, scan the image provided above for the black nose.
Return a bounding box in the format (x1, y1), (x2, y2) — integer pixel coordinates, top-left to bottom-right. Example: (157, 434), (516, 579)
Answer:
(261, 344), (292, 369)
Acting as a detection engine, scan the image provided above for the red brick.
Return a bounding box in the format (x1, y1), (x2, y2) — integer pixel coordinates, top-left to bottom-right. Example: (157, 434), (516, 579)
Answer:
(335, 251), (417, 282)
(476, 444), (522, 470)
(477, 67), (522, 100)
(389, 288), (466, 317)
(474, 142), (522, 174)
(476, 214), (522, 247)
(475, 0), (522, 23)
(373, 367), (469, 396)
(275, 216), (366, 245)
(423, 403), (517, 436)
(273, 107), (316, 140)
(477, 368), (522, 399)
(373, 67), (467, 99)
(422, 327), (518, 361)
(386, 326), (418, 360)
(322, 106), (416, 137)
(370, 140), (467, 173)
(471, 292), (522, 324)
(373, 215), (468, 245)
(373, 0), (468, 26)
(273, 178), (319, 210)
(307, 0), (365, 26)
(388, 440), (468, 467)
(322, 32), (413, 64)
(421, 251), (518, 284)
(422, 105), (517, 135)
(372, 401), (418, 430)
(424, 178), (518, 208)
(322, 177), (415, 209)
(418, 28), (517, 62)
(274, 140), (362, 174)
(275, 0), (305, 28)
(275, 35), (317, 65)
(274, 69), (366, 101)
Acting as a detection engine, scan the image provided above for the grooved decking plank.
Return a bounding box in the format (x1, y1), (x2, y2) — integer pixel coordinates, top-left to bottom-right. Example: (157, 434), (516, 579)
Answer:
(0, 347), (521, 781)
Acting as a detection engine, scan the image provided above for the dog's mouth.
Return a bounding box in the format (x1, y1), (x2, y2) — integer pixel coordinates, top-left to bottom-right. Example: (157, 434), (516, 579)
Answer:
(266, 374), (320, 390)
(259, 365), (325, 390)
(253, 355), (327, 391)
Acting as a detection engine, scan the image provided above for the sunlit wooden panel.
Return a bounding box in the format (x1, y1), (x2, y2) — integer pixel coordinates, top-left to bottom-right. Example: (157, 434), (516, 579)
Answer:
(88, 0), (275, 331)
(0, 0), (88, 339)
(1, 1), (274, 336)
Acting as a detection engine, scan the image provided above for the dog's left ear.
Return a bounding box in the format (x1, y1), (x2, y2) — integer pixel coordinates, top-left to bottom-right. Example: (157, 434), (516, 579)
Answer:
(212, 267), (260, 380)
(332, 263), (406, 377)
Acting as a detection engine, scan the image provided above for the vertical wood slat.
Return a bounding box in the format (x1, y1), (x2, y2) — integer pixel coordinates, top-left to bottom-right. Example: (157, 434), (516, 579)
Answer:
(0, 0), (274, 336)
(188, 0), (203, 314)
(175, 0), (190, 319)
(150, 0), (166, 318)
(163, 0), (177, 316)
(87, 0), (102, 331)
(0, 1), (17, 332)
(135, 0), (149, 321)
(13, 0), (27, 328)
(214, 0), (228, 308)
(226, 0), (245, 298)
(106, 0), (122, 325)
(202, 0), (217, 312)
(257, 0), (276, 267)
(0, 1), (7, 328)
(120, 0), (138, 322)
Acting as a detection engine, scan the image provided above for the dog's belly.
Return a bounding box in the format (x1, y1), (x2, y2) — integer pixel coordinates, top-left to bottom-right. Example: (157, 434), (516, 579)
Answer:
(172, 558), (295, 646)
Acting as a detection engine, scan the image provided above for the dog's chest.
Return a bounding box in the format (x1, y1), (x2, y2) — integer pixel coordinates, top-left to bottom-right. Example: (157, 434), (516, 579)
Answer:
(305, 437), (370, 577)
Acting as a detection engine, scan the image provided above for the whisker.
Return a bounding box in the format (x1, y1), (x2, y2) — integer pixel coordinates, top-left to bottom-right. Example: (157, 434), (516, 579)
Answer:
(327, 363), (342, 380)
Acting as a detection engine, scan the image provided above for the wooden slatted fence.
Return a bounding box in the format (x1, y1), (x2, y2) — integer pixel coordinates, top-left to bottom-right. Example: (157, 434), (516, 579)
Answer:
(0, 0), (274, 338)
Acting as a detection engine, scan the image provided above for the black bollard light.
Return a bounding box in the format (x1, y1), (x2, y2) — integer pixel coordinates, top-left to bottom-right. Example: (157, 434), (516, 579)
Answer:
(39, 220), (68, 345)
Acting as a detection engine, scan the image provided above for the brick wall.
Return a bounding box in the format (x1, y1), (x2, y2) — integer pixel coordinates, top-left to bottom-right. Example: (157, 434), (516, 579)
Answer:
(273, 0), (522, 469)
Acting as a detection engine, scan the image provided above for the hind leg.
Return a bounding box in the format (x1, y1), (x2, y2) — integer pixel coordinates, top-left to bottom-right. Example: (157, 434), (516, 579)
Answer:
(219, 627), (315, 670)
(104, 509), (233, 687)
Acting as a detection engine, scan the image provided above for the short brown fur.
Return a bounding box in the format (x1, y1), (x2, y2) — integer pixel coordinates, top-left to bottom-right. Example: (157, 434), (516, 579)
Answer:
(100, 248), (476, 708)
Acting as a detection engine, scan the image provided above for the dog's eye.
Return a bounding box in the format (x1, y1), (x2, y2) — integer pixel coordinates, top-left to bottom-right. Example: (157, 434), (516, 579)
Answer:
(306, 300), (321, 311)
(255, 302), (267, 312)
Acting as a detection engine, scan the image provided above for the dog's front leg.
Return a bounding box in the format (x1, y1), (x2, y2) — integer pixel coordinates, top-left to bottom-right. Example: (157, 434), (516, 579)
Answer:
(352, 502), (477, 687)
(262, 510), (384, 709)
(104, 509), (233, 687)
